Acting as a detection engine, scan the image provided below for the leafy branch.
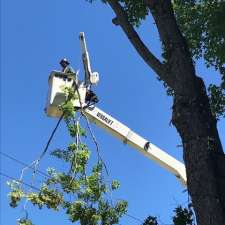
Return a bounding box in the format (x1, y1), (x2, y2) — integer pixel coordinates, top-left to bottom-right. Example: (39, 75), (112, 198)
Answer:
(8, 87), (127, 225)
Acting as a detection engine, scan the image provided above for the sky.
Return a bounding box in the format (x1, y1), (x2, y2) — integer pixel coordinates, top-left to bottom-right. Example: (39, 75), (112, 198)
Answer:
(1, 0), (224, 225)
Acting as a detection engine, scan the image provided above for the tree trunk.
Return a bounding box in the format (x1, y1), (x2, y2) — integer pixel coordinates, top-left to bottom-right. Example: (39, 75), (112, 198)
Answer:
(146, 1), (225, 224)
(172, 76), (225, 225)
(107, 1), (225, 224)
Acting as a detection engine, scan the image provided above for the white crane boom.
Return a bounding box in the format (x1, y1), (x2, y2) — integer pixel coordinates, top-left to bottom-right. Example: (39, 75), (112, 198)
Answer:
(45, 32), (187, 187)
(83, 107), (187, 186)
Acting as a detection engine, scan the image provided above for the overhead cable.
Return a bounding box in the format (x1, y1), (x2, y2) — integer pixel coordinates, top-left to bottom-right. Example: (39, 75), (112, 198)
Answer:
(0, 172), (41, 191)
(0, 151), (51, 178)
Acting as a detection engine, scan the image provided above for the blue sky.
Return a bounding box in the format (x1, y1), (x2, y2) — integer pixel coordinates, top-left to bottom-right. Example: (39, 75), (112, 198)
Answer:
(1, 0), (224, 225)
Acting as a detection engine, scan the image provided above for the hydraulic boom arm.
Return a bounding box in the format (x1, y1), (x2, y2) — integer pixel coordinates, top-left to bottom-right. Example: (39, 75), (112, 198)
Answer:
(83, 106), (187, 187)
(46, 32), (187, 187)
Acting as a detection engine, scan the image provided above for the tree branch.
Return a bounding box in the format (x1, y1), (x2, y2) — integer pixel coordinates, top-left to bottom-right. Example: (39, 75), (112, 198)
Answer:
(146, 0), (186, 50)
(146, 0), (196, 91)
(107, 0), (168, 82)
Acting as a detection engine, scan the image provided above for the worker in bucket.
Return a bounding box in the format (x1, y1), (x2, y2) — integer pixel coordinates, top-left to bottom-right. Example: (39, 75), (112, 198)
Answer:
(59, 58), (75, 74)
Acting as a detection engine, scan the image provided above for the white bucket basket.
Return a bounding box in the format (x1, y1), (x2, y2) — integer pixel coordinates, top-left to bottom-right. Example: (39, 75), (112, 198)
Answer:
(45, 71), (86, 118)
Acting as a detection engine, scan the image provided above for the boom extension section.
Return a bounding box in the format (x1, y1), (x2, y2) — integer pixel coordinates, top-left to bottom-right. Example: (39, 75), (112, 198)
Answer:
(83, 107), (187, 186)
(79, 32), (99, 86)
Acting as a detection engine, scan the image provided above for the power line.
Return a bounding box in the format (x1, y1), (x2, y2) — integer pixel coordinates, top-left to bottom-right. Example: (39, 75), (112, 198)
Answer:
(0, 151), (51, 178)
(125, 213), (144, 223)
(0, 172), (41, 191)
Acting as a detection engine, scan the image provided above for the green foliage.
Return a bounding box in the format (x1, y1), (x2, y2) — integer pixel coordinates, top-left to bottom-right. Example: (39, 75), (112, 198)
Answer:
(142, 205), (194, 225)
(118, 0), (148, 27)
(27, 185), (64, 210)
(18, 218), (34, 225)
(173, 0), (225, 119)
(8, 180), (24, 208)
(142, 216), (158, 225)
(173, 1), (225, 76)
(208, 84), (225, 119)
(60, 100), (75, 119)
(8, 189), (25, 208)
(8, 87), (127, 224)
(111, 180), (120, 190)
(173, 206), (194, 225)
(86, 0), (148, 27)
(68, 123), (86, 137)
(157, 77), (175, 96)
(59, 86), (78, 119)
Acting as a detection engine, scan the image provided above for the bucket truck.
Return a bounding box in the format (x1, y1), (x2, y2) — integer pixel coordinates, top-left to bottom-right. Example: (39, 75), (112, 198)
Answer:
(45, 32), (187, 187)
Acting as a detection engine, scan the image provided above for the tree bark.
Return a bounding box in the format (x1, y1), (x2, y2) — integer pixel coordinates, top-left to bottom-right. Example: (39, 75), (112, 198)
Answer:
(172, 78), (225, 225)
(108, 0), (225, 224)
(147, 1), (225, 224)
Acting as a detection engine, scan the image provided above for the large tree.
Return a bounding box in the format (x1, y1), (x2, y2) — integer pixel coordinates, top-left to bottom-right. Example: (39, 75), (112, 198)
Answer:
(85, 1), (225, 225)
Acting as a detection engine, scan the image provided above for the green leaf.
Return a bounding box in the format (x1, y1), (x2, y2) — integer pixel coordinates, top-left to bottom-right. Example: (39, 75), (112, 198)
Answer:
(17, 218), (34, 225)
(173, 206), (194, 225)
(8, 189), (24, 208)
(111, 180), (120, 190)
(142, 216), (158, 225)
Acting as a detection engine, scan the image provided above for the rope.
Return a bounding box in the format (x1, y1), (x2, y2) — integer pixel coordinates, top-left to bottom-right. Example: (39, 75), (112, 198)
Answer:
(82, 113), (109, 175)
(18, 115), (63, 183)
(73, 81), (109, 175)
(38, 114), (64, 160)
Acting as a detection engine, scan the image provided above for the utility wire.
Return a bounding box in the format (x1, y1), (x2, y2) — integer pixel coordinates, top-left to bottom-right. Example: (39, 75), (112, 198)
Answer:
(0, 151), (51, 178)
(0, 172), (41, 191)
(125, 213), (144, 224)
